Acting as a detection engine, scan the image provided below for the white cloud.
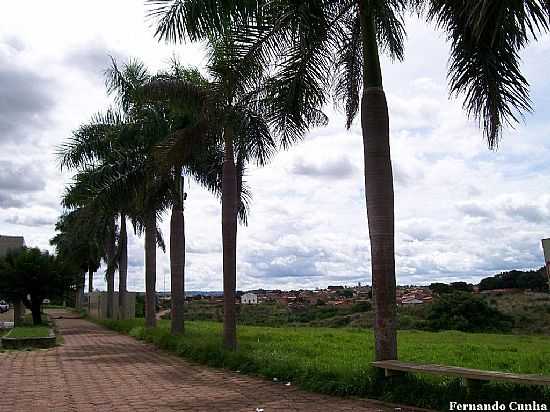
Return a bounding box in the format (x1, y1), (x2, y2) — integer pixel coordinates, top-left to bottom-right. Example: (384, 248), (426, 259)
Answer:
(0, 9), (549, 292)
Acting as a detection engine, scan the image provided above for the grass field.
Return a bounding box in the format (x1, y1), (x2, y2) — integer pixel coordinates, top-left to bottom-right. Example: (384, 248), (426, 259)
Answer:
(7, 326), (50, 338)
(100, 318), (550, 409)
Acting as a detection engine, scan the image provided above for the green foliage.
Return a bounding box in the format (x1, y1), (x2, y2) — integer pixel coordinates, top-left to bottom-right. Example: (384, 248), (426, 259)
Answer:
(429, 282), (474, 294)
(429, 282), (453, 294)
(135, 294), (145, 318)
(351, 301), (372, 313)
(50, 208), (104, 278)
(99, 318), (550, 410)
(426, 292), (513, 332)
(479, 268), (549, 292)
(0, 247), (81, 324)
(336, 288), (353, 298)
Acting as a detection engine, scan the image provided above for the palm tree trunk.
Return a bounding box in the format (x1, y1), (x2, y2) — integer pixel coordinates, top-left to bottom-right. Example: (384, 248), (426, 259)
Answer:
(75, 276), (84, 310)
(119, 213), (128, 320)
(222, 127), (238, 350)
(170, 172), (185, 335)
(88, 267), (94, 294)
(359, 3), (397, 361)
(13, 300), (23, 326)
(30, 296), (42, 325)
(105, 226), (116, 319)
(145, 210), (157, 328)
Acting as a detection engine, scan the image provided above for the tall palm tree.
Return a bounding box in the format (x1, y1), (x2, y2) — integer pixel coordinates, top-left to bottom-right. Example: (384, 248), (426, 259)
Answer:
(60, 111), (129, 319)
(63, 108), (168, 327)
(100, 59), (257, 336)
(147, 10), (281, 349)
(104, 59), (184, 329)
(149, 0), (550, 359)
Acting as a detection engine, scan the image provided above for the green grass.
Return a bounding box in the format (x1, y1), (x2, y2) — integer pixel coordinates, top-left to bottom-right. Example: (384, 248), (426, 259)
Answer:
(7, 326), (50, 338)
(99, 318), (550, 410)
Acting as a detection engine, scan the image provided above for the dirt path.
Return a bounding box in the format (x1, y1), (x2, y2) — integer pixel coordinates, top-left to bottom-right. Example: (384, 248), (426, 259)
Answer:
(0, 311), (419, 411)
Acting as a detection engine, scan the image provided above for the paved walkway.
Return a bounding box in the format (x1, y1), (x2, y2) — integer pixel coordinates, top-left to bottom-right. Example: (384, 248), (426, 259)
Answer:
(1, 311), (418, 411)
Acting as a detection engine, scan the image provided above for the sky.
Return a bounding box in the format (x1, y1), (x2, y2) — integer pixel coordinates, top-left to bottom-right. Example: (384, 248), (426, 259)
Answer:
(0, 1), (549, 292)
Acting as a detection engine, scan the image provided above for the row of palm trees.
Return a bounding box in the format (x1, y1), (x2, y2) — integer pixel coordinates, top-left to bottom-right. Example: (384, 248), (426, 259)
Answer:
(53, 0), (548, 358)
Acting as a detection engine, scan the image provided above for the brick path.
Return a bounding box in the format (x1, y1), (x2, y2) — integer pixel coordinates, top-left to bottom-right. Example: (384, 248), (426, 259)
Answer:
(0, 311), (419, 411)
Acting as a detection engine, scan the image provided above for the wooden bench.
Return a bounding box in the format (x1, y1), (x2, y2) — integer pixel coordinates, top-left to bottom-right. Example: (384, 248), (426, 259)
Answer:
(372, 360), (550, 387)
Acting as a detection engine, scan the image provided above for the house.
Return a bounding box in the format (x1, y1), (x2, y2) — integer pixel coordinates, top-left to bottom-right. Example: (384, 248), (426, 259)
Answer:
(241, 292), (258, 305)
(0, 235), (25, 257)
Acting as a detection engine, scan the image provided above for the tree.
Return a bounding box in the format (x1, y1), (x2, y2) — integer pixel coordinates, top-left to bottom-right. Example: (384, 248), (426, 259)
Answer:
(68, 59), (224, 331)
(479, 267), (548, 292)
(152, 0), (549, 359)
(429, 282), (453, 295)
(0, 248), (80, 325)
(50, 208), (103, 308)
(148, 4), (287, 350)
(425, 291), (512, 332)
(429, 281), (473, 294)
(63, 108), (167, 327)
(59, 132), (123, 320)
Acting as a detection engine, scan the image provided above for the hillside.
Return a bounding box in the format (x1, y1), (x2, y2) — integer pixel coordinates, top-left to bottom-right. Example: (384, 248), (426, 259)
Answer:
(171, 291), (550, 335)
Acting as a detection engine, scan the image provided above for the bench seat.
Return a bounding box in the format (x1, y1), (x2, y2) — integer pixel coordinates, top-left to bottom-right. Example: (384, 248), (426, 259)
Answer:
(371, 360), (550, 386)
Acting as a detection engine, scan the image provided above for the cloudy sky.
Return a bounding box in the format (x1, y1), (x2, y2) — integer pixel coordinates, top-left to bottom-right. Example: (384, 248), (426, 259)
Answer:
(1, 2), (549, 292)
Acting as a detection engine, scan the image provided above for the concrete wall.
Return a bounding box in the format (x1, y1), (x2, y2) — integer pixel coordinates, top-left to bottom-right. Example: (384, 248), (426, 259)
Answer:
(87, 292), (136, 320)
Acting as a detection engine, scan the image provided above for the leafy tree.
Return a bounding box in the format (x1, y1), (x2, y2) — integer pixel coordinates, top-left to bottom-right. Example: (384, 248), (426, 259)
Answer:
(430, 281), (474, 294)
(425, 291), (512, 332)
(429, 282), (453, 295)
(479, 267), (548, 292)
(337, 288), (354, 298)
(0, 248), (81, 325)
(450, 282), (474, 293)
(150, 0), (548, 359)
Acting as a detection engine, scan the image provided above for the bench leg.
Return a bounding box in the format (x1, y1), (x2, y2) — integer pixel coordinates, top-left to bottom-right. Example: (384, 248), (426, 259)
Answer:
(384, 368), (405, 378)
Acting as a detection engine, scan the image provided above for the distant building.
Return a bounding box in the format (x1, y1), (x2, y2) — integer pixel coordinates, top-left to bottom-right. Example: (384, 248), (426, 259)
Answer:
(0, 235), (25, 257)
(327, 285), (344, 291)
(241, 292), (258, 305)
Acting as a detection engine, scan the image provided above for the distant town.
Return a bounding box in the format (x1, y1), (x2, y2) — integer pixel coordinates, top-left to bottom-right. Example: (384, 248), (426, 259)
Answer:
(157, 283), (496, 307)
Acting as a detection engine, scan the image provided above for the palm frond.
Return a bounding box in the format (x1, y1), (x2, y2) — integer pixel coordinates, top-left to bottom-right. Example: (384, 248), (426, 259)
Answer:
(428, 0), (548, 148)
(58, 109), (125, 170)
(333, 11), (362, 129)
(373, 0), (407, 61)
(146, 0), (261, 43)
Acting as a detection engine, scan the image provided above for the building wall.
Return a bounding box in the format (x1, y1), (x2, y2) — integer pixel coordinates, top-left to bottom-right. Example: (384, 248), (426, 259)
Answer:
(0, 235), (25, 258)
(241, 293), (258, 304)
(87, 292), (136, 320)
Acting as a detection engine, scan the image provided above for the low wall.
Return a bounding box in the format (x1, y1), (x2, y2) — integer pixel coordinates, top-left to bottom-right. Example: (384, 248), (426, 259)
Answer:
(87, 292), (136, 320)
(1, 330), (56, 349)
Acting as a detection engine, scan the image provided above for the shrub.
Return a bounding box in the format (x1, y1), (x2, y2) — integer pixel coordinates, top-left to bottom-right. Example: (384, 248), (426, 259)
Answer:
(425, 292), (513, 332)
(351, 301), (372, 313)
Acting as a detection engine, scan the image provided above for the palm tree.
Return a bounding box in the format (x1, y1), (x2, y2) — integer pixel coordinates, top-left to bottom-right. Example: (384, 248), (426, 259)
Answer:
(59, 111), (129, 319)
(147, 11), (280, 349)
(62, 107), (167, 327)
(50, 208), (103, 307)
(100, 59), (257, 336)
(149, 0), (550, 359)
(104, 59), (183, 329)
